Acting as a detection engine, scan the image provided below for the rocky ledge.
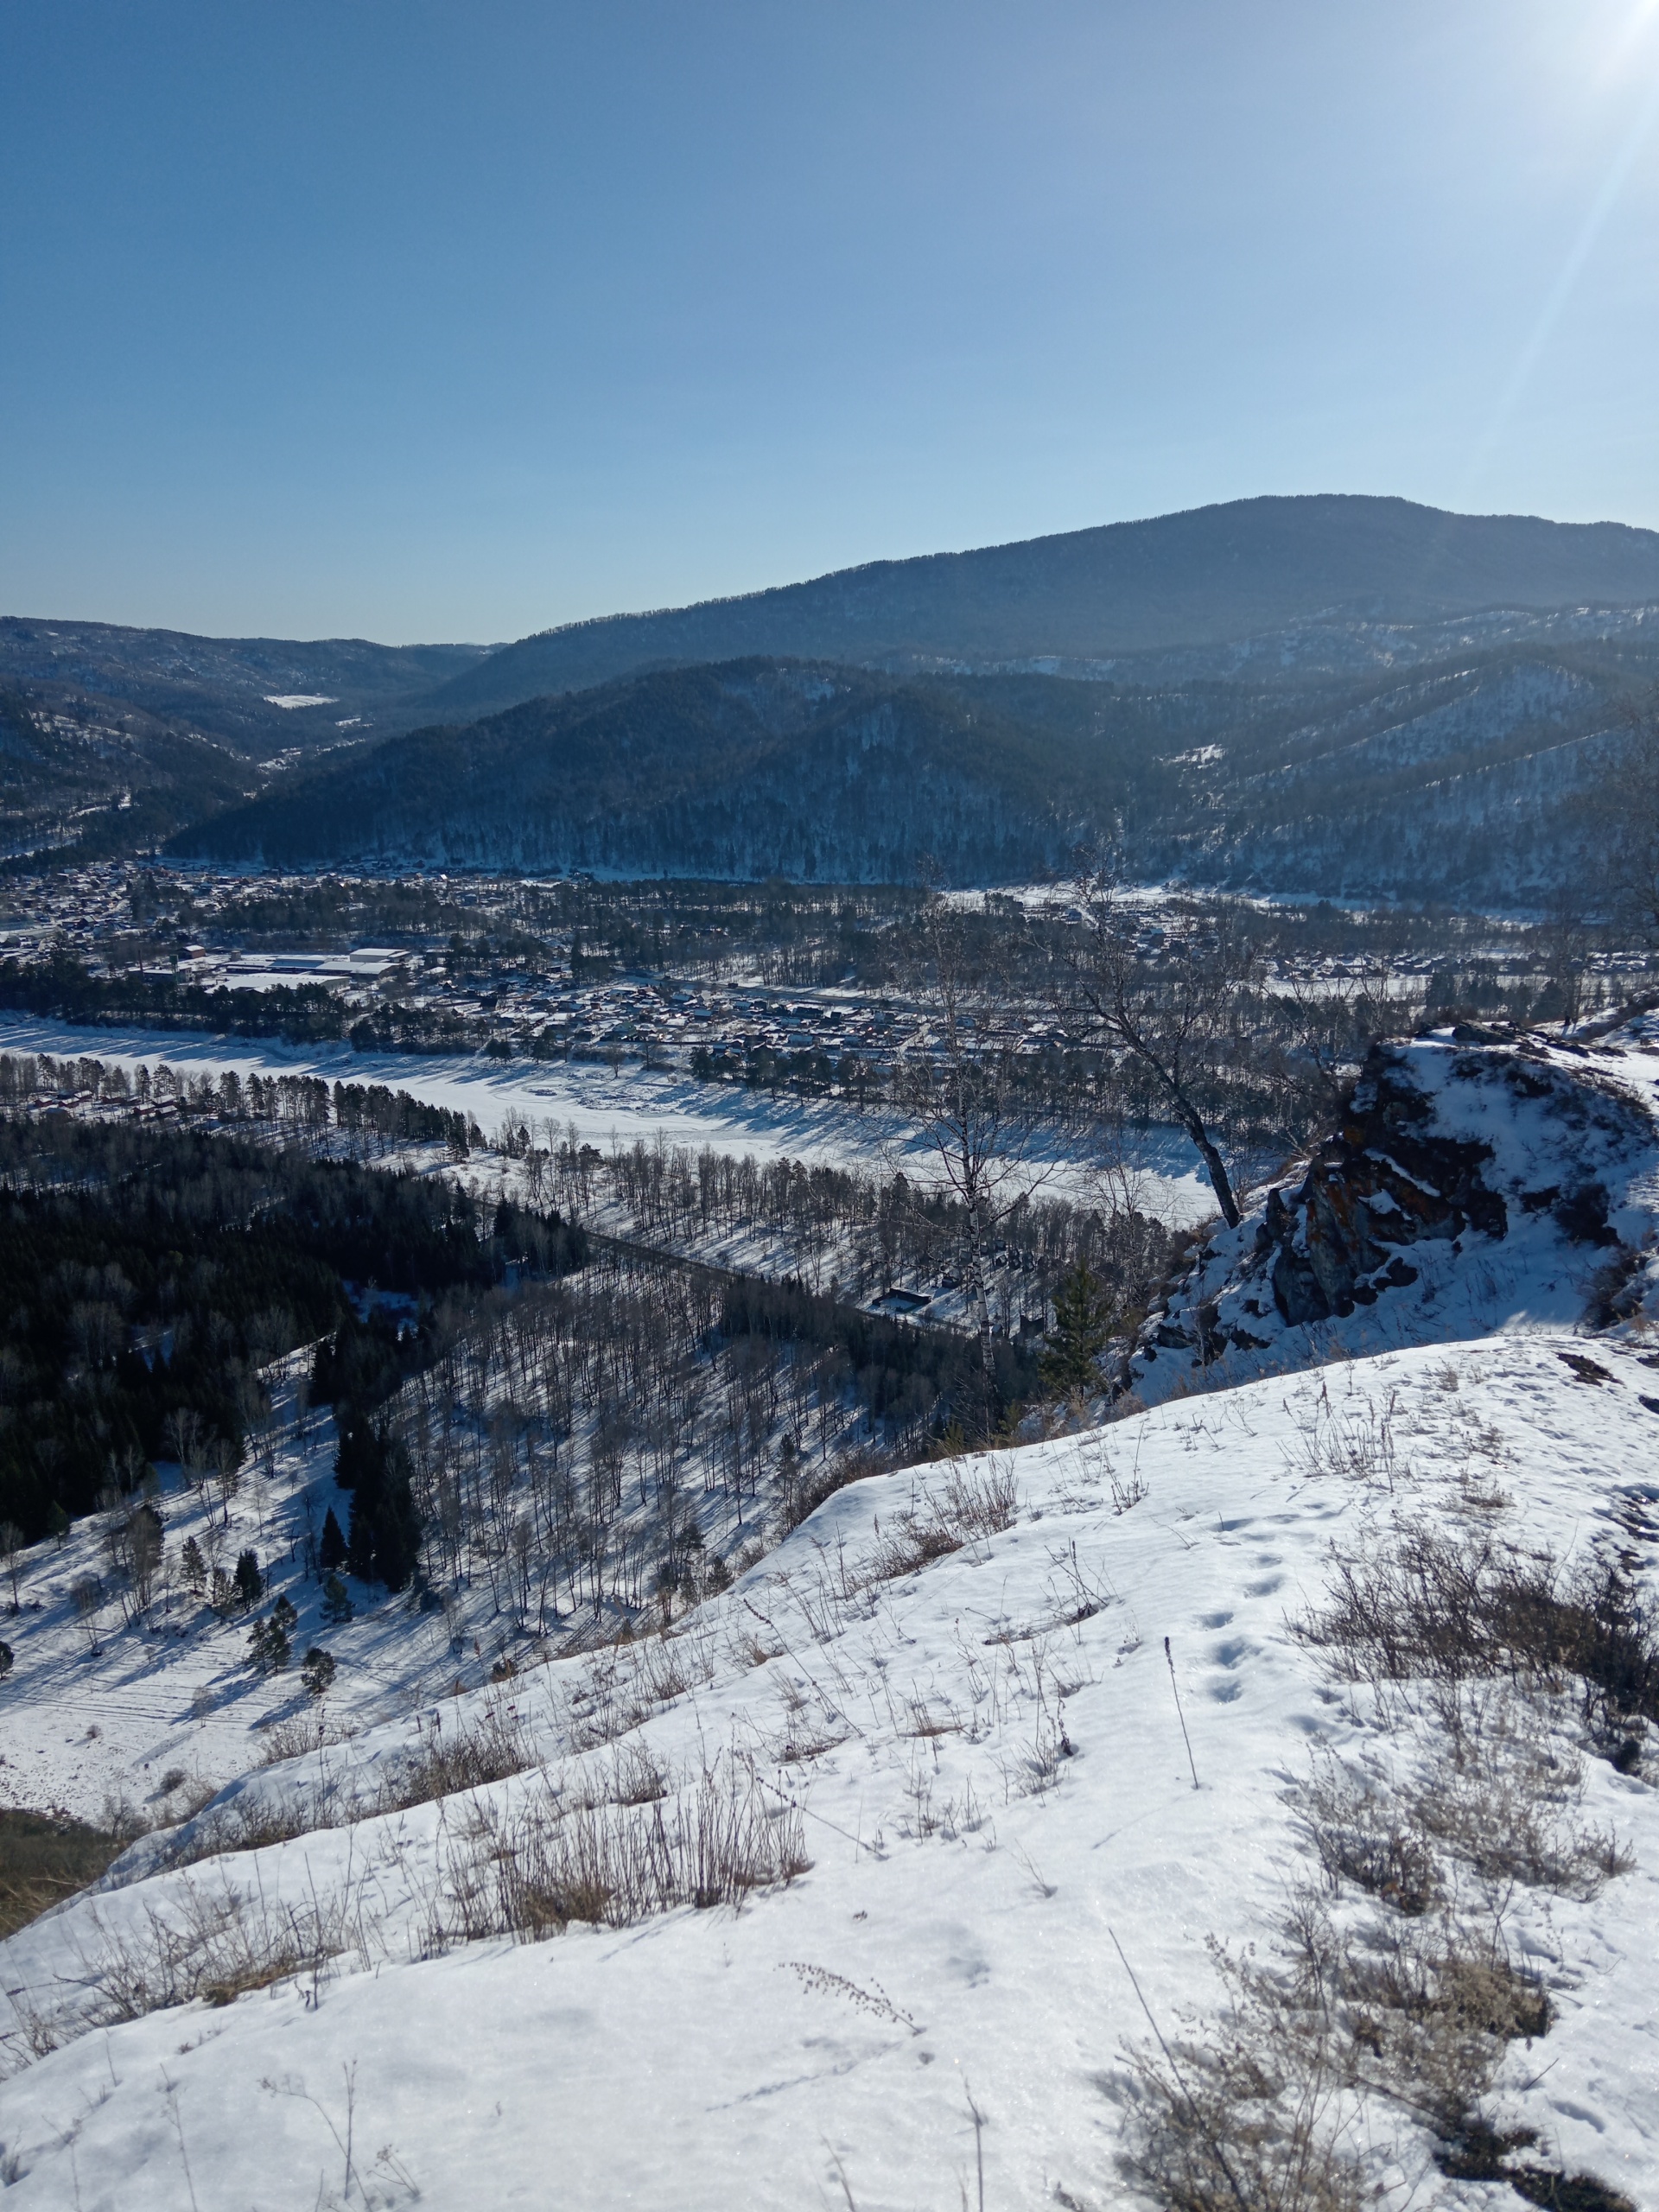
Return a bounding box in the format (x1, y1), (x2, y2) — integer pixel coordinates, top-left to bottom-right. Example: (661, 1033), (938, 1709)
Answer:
(1126, 1024), (1659, 1404)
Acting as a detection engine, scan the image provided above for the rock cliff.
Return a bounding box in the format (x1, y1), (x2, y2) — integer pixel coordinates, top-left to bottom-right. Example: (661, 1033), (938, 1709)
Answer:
(1127, 1023), (1659, 1404)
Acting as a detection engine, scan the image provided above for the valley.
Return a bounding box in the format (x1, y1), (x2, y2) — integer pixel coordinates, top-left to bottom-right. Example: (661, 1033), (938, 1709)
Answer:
(5, 495), (1659, 2212)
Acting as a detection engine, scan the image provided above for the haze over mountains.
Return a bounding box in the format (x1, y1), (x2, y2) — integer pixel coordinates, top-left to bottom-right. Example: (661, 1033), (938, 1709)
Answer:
(9, 493), (1659, 897)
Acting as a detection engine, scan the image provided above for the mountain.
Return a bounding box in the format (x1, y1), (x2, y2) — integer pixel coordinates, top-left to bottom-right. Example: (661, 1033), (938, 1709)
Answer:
(422, 494), (1659, 720)
(168, 660), (1132, 881)
(175, 632), (1656, 901)
(0, 619), (492, 868)
(0, 619), (490, 753)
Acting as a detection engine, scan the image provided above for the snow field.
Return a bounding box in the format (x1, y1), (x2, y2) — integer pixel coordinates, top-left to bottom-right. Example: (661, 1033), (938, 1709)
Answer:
(3, 1332), (1657, 2209)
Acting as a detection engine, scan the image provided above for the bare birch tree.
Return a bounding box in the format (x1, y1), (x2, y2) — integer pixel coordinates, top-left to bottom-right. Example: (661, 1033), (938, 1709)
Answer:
(1056, 856), (1262, 1229)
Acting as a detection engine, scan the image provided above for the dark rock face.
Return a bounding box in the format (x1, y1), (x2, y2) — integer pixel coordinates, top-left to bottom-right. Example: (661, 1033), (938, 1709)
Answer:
(1258, 1046), (1505, 1327)
(1124, 1029), (1659, 1400)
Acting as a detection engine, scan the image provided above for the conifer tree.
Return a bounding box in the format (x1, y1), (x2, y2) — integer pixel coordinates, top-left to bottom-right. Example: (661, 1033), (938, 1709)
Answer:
(1039, 1259), (1113, 1395)
(318, 1506), (347, 1572)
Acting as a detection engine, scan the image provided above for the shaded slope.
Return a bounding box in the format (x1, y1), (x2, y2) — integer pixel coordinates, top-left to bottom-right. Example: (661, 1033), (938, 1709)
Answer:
(0, 618), (489, 753)
(171, 659), (1145, 881)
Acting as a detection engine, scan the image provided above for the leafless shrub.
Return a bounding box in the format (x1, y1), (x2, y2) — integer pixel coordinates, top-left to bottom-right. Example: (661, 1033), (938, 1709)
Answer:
(567, 1739), (668, 1809)
(1408, 1691), (1630, 1899)
(1116, 1931), (1368, 2212)
(259, 1712), (331, 1765)
(779, 1442), (893, 1535)
(153, 1797), (320, 1873)
(378, 1703), (531, 1813)
(1284, 1390), (1399, 1491)
(1298, 1755), (1440, 1916)
(29, 1878), (356, 2042)
(1297, 1525), (1659, 1745)
(865, 1460), (1017, 1583)
(1299, 1702), (1626, 1913)
(429, 1763), (808, 1945)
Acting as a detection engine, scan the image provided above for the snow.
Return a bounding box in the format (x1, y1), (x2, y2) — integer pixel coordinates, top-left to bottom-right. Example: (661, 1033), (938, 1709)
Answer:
(262, 696), (338, 709)
(0, 1014), (1219, 1224)
(3, 1332), (1658, 2208)
(5, 1028), (1659, 2206)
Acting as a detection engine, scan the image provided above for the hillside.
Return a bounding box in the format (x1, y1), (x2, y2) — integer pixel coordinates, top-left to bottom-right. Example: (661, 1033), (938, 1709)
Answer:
(0, 620), (489, 753)
(425, 494), (1659, 717)
(3, 1030), (1658, 2207)
(0, 621), (492, 871)
(175, 636), (1656, 899)
(168, 659), (1135, 881)
(2, 1346), (1656, 2208)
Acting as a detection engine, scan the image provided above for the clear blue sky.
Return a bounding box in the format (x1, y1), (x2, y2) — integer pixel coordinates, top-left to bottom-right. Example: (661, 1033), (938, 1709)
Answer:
(4, 0), (1659, 643)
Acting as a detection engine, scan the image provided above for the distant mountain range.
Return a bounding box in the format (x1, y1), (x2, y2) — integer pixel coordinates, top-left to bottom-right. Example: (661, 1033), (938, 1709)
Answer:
(9, 494), (1659, 895)
(0, 619), (488, 751)
(416, 493), (1659, 718)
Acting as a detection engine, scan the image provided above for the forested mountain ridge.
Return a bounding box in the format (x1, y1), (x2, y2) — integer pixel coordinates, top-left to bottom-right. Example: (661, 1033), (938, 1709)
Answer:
(169, 660), (1129, 882)
(0, 621), (493, 869)
(0, 619), (489, 752)
(422, 494), (1659, 717)
(174, 637), (1655, 901)
(16, 496), (1659, 893)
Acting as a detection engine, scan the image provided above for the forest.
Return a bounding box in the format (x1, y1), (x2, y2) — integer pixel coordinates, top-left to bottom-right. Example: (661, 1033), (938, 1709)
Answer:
(0, 1104), (580, 1541)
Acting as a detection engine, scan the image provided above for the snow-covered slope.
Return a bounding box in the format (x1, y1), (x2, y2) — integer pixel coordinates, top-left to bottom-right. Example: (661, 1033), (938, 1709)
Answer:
(4, 1028), (1659, 2209)
(3, 1332), (1658, 2209)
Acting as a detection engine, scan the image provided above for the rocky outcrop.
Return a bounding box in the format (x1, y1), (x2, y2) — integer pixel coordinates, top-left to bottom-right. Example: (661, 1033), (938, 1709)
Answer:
(1126, 1025), (1659, 1401)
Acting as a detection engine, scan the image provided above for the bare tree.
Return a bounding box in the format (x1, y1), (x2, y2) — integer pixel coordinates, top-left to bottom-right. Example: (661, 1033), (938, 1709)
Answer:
(0, 1520), (23, 1612)
(898, 891), (1052, 1429)
(1610, 691), (1659, 944)
(1057, 857), (1262, 1229)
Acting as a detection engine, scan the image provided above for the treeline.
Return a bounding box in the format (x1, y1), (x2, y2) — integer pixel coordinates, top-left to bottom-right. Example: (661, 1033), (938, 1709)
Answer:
(0, 1111), (581, 1542)
(0, 950), (347, 1043)
(0, 1051), (485, 1161)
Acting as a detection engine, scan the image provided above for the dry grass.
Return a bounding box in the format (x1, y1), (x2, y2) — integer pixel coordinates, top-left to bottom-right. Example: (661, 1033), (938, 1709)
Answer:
(0, 1809), (120, 1941)
(378, 1703), (531, 1813)
(10, 1878), (359, 2055)
(427, 1762), (809, 1947)
(1297, 1524), (1659, 1749)
(865, 1461), (1018, 1583)
(1300, 1697), (1629, 1910)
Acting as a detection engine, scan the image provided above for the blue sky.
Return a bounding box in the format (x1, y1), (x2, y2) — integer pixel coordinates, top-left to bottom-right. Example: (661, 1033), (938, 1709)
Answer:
(4, 1), (1659, 642)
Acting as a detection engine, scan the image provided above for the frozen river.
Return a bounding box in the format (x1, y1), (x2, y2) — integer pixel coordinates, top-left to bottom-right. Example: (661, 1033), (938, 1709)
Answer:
(0, 1014), (1223, 1227)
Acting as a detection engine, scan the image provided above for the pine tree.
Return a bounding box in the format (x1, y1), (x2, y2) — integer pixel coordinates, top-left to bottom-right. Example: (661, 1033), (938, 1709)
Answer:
(232, 1549), (263, 1609)
(180, 1534), (207, 1593)
(345, 1424), (423, 1592)
(321, 1572), (354, 1624)
(301, 1647), (337, 1700)
(318, 1507), (346, 1572)
(247, 1601), (294, 1675)
(1040, 1259), (1114, 1396)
